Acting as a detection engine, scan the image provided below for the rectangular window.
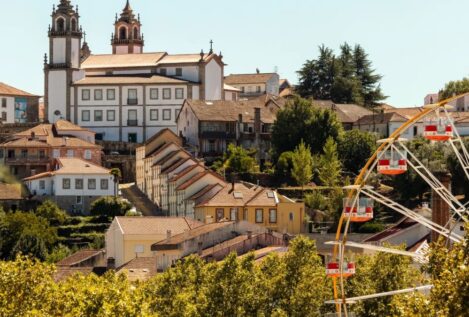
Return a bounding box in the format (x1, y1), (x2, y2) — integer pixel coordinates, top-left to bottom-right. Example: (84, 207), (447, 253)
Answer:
(39, 180), (45, 190)
(75, 178), (83, 190)
(94, 89), (103, 100)
(76, 196), (83, 205)
(160, 68), (167, 76)
(1, 112), (7, 121)
(82, 110), (90, 121)
(175, 68), (183, 76)
(39, 150), (46, 159)
(150, 109), (158, 121)
(66, 149), (74, 157)
(53, 149), (60, 158)
(21, 149), (28, 158)
(84, 150), (91, 160)
(163, 88), (171, 100)
(1, 98), (6, 108)
(88, 179), (96, 190)
(107, 110), (115, 121)
(128, 89), (138, 105)
(150, 88), (159, 100)
(175, 88), (184, 99)
(128, 109), (138, 126)
(289, 212), (294, 221)
(107, 89), (116, 100)
(82, 89), (90, 101)
(269, 209), (277, 223)
(163, 109), (171, 121)
(216, 208), (224, 221)
(230, 208), (238, 221)
(94, 110), (103, 121)
(128, 133), (137, 143)
(101, 179), (109, 190)
(255, 209), (263, 223)
(63, 178), (71, 190)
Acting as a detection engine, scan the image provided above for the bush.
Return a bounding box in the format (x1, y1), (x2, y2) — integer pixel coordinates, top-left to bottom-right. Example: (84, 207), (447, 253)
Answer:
(90, 196), (132, 218)
(35, 200), (68, 225)
(358, 222), (386, 233)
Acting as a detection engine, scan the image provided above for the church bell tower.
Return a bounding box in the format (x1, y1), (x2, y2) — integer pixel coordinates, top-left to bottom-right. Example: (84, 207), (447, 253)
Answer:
(112, 1), (144, 54)
(44, 0), (83, 123)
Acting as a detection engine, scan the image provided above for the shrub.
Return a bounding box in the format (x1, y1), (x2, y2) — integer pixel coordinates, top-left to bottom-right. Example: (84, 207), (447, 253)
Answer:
(90, 196), (132, 218)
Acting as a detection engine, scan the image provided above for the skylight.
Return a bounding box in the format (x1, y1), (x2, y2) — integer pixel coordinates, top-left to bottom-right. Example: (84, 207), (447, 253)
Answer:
(234, 191), (243, 199)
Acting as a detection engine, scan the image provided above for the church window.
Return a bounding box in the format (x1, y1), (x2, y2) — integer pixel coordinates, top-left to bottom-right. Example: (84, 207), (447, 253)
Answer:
(94, 110), (103, 122)
(56, 18), (65, 32)
(94, 89), (103, 101)
(82, 89), (90, 101)
(133, 27), (139, 39)
(82, 110), (90, 122)
(107, 89), (116, 100)
(150, 88), (159, 100)
(175, 88), (184, 100)
(175, 68), (183, 76)
(163, 109), (171, 121)
(107, 110), (115, 121)
(71, 18), (77, 32)
(163, 88), (171, 100)
(119, 26), (127, 40)
(150, 109), (158, 121)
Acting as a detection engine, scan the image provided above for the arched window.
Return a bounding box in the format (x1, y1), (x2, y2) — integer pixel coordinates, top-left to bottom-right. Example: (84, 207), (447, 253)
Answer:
(71, 18), (77, 32)
(56, 18), (65, 32)
(119, 26), (127, 40)
(133, 27), (139, 39)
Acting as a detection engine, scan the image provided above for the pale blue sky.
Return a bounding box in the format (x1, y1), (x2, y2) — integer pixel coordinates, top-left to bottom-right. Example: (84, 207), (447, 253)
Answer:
(1, 0), (468, 106)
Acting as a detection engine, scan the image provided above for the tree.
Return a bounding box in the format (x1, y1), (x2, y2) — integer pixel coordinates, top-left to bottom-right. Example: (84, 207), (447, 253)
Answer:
(338, 129), (377, 174)
(224, 144), (258, 174)
(291, 141), (313, 189)
(276, 151), (294, 179)
(90, 196), (132, 218)
(272, 96), (344, 158)
(439, 77), (469, 100)
(35, 199), (67, 225)
(110, 168), (122, 197)
(318, 137), (342, 187)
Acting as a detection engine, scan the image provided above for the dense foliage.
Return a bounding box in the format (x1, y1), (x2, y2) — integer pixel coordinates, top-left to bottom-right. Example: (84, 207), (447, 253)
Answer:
(338, 130), (377, 175)
(297, 43), (386, 107)
(291, 141), (314, 188)
(90, 196), (132, 217)
(439, 77), (469, 100)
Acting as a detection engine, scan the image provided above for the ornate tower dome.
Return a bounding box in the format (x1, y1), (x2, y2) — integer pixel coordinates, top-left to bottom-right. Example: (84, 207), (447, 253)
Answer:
(111, 0), (144, 54)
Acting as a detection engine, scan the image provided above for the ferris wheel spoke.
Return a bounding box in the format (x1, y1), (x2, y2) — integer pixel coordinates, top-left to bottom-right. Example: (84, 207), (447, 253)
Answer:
(361, 187), (463, 243)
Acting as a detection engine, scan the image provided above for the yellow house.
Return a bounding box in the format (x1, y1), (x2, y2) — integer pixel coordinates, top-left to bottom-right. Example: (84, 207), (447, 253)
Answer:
(105, 216), (203, 268)
(194, 183), (305, 234)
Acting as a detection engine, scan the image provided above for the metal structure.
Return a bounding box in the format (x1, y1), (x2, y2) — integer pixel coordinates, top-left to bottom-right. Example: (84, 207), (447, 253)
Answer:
(327, 96), (469, 316)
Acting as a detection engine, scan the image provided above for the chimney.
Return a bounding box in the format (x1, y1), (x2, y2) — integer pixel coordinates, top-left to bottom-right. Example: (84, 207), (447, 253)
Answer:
(107, 257), (116, 270)
(166, 230), (172, 240)
(254, 108), (261, 134)
(431, 172), (451, 242)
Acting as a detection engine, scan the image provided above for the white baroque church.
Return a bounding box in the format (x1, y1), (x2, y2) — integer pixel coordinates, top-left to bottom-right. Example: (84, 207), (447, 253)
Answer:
(44, 0), (228, 143)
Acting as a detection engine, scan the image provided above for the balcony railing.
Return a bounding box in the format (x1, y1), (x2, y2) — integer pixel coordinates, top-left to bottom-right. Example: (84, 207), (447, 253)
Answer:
(113, 39), (144, 45)
(127, 120), (139, 126)
(127, 98), (138, 105)
(200, 131), (236, 139)
(49, 30), (83, 37)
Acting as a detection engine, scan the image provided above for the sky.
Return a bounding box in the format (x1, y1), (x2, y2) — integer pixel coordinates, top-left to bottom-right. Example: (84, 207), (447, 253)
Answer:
(1, 0), (469, 107)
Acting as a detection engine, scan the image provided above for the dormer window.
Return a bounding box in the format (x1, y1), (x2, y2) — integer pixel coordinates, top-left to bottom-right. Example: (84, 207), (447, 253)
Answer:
(56, 18), (65, 32)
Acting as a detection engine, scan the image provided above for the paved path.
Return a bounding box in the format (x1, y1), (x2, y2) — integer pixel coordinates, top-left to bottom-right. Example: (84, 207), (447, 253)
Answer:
(120, 183), (162, 216)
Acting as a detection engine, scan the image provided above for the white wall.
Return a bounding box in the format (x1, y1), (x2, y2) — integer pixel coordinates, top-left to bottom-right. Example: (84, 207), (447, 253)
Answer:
(71, 38), (80, 69)
(177, 103), (199, 148)
(77, 106), (120, 127)
(88, 127), (120, 142)
(48, 71), (67, 122)
(52, 38), (66, 64)
(192, 86), (200, 100)
(77, 86), (120, 106)
(54, 174), (115, 196)
(0, 96), (15, 123)
(205, 60), (222, 101)
(144, 86), (187, 105)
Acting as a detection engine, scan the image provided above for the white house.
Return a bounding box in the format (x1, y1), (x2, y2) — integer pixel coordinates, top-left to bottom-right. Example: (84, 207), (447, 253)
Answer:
(23, 157), (114, 214)
(0, 82), (40, 123)
(44, 1), (229, 143)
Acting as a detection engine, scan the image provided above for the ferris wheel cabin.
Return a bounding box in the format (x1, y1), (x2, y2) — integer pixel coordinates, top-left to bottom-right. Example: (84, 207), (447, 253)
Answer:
(343, 197), (374, 222)
(326, 261), (356, 278)
(423, 118), (453, 142)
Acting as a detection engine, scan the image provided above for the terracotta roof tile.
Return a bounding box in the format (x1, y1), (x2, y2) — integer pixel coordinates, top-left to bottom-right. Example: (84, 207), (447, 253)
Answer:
(225, 73), (276, 85)
(0, 82), (39, 97)
(57, 249), (104, 267)
(23, 158), (110, 180)
(116, 257), (157, 281)
(176, 170), (223, 191)
(81, 52), (167, 69)
(197, 183), (263, 207)
(115, 216), (203, 235)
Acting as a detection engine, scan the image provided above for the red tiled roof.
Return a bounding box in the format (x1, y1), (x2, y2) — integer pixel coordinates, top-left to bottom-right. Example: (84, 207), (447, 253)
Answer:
(56, 249), (104, 267)
(176, 170), (223, 191)
(0, 82), (39, 97)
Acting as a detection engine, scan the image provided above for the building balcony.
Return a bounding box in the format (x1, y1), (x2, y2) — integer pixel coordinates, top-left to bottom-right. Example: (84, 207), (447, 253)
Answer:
(5, 156), (50, 164)
(127, 98), (138, 105)
(200, 131), (236, 139)
(127, 119), (139, 126)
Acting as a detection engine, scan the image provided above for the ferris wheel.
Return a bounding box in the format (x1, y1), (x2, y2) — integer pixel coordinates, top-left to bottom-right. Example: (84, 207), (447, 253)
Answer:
(325, 94), (469, 316)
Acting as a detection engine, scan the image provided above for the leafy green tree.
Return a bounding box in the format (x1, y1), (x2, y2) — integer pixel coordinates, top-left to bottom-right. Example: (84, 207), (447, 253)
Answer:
(90, 196), (132, 218)
(272, 97), (344, 158)
(276, 151), (294, 180)
(0, 212), (58, 260)
(291, 141), (314, 189)
(439, 77), (469, 100)
(35, 199), (67, 225)
(338, 129), (377, 174)
(318, 138), (342, 187)
(224, 144), (258, 174)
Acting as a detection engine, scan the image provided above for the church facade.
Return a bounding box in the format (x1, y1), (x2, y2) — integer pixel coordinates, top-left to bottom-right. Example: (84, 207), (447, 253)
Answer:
(44, 0), (226, 143)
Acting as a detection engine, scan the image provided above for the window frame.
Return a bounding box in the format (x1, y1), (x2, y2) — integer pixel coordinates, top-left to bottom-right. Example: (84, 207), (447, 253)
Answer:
(82, 89), (91, 101)
(255, 209), (263, 223)
(39, 180), (45, 190)
(269, 209), (277, 223)
(150, 109), (159, 121)
(1, 98), (6, 108)
(84, 150), (92, 160)
(162, 109), (171, 121)
(76, 196), (83, 205)
(230, 208), (238, 221)
(75, 178), (83, 190)
(175, 88), (184, 100)
(216, 208), (224, 221)
(88, 179), (96, 190)
(106, 110), (115, 121)
(101, 179), (109, 190)
(107, 89), (116, 100)
(62, 178), (71, 190)
(66, 149), (74, 157)
(82, 110), (90, 122)
(94, 89), (103, 101)
(94, 110), (103, 122)
(175, 68), (183, 76)
(150, 88), (159, 100)
(163, 88), (171, 100)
